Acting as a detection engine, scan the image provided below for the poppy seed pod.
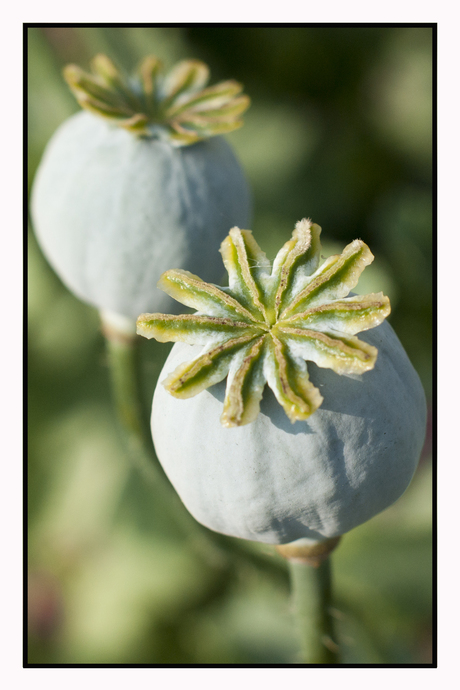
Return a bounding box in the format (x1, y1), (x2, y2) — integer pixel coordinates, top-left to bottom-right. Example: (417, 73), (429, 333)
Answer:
(139, 221), (427, 544)
(31, 54), (251, 320)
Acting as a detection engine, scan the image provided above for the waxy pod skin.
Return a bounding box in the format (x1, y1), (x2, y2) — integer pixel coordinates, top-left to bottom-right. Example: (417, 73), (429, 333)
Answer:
(151, 321), (426, 545)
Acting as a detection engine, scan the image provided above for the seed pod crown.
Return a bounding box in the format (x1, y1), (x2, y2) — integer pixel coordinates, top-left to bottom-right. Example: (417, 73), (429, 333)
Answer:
(138, 219), (391, 426)
(64, 54), (250, 145)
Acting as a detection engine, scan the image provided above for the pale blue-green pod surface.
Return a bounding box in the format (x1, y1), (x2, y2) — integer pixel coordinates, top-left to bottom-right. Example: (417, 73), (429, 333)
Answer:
(152, 320), (427, 544)
(31, 111), (251, 319)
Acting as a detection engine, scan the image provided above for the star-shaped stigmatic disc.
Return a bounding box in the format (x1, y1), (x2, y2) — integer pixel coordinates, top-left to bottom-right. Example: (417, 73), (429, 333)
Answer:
(137, 220), (391, 427)
(64, 54), (250, 144)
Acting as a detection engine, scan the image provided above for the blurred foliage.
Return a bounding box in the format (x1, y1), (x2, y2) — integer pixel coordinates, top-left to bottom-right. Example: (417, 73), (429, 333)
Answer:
(27, 26), (433, 665)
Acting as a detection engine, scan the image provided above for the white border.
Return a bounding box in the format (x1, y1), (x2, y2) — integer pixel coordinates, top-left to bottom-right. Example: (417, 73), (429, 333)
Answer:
(5, 7), (453, 687)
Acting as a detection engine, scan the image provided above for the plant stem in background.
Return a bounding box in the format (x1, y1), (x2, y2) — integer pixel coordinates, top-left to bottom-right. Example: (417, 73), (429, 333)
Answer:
(102, 314), (159, 484)
(288, 558), (339, 664)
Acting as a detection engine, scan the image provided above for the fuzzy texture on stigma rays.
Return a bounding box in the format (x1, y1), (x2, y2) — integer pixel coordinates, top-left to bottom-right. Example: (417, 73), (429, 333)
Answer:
(137, 219), (391, 427)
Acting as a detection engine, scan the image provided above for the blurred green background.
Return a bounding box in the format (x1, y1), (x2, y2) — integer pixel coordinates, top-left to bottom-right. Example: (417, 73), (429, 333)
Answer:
(27, 26), (433, 665)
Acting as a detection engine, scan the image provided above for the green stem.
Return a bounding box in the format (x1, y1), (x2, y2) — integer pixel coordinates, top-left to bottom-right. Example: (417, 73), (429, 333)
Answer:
(103, 326), (210, 530)
(289, 557), (339, 664)
(105, 332), (159, 481)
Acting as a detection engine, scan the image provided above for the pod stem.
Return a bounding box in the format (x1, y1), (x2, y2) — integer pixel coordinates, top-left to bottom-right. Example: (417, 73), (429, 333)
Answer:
(288, 557), (339, 664)
(103, 322), (159, 484)
(276, 538), (341, 664)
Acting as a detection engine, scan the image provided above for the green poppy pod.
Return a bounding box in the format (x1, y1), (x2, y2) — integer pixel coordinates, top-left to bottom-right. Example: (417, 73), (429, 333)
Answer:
(151, 322), (426, 544)
(31, 54), (251, 320)
(140, 222), (427, 544)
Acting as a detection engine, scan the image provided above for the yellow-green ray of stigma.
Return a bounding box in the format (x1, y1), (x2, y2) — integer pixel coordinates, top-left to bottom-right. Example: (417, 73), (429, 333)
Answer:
(275, 326), (378, 376)
(157, 269), (263, 324)
(162, 332), (261, 399)
(64, 54), (250, 144)
(270, 218), (322, 319)
(280, 239), (374, 319)
(137, 312), (263, 344)
(279, 293), (391, 336)
(264, 334), (324, 422)
(136, 219), (391, 426)
(221, 336), (268, 428)
(220, 228), (271, 323)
